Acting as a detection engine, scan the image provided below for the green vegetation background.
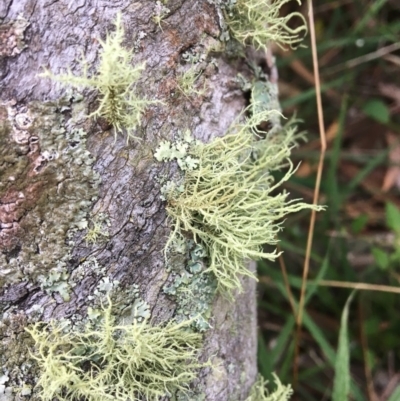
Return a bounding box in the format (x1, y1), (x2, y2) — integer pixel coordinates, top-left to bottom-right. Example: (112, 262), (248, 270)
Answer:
(257, 1), (400, 400)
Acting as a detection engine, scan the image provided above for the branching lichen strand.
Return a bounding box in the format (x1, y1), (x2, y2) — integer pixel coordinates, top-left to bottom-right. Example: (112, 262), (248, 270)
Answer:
(41, 14), (157, 142)
(224, 0), (307, 50)
(26, 300), (204, 401)
(177, 67), (206, 98)
(164, 111), (324, 296)
(245, 374), (293, 401)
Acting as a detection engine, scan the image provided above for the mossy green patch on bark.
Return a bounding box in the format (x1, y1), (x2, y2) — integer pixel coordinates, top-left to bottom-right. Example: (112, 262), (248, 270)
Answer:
(0, 98), (100, 289)
(0, 311), (39, 400)
(163, 240), (217, 332)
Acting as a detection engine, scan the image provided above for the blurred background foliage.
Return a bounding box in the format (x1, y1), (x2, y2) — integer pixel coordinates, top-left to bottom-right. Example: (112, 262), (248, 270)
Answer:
(257, 0), (400, 400)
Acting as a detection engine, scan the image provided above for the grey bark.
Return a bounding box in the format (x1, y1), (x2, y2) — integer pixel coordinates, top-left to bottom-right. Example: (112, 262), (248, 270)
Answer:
(0, 1), (266, 399)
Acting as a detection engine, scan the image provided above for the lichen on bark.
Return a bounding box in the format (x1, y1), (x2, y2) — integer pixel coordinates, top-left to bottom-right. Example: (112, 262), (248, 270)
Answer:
(0, 98), (100, 288)
(26, 299), (205, 401)
(0, 0), (277, 399)
(0, 16), (30, 58)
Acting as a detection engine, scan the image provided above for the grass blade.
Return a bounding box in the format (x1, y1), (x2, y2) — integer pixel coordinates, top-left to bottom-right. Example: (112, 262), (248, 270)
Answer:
(258, 332), (273, 382)
(302, 311), (336, 365)
(271, 316), (296, 367)
(387, 386), (400, 401)
(332, 291), (356, 401)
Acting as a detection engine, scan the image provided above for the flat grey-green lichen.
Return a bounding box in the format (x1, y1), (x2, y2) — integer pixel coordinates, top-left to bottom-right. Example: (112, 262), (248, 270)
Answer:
(154, 129), (199, 171)
(164, 240), (217, 332)
(86, 279), (151, 326)
(0, 99), (100, 287)
(154, 131), (217, 332)
(38, 254), (111, 303)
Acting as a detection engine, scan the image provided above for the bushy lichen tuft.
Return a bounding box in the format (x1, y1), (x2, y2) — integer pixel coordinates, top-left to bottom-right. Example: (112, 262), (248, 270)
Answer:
(85, 212), (111, 245)
(177, 67), (206, 98)
(42, 14), (158, 142)
(152, 1), (170, 30)
(245, 374), (293, 401)
(224, 0), (307, 50)
(164, 110), (324, 296)
(26, 299), (203, 401)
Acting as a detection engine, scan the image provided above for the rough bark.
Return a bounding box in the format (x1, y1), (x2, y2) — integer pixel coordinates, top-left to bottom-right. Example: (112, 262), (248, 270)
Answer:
(0, 1), (280, 399)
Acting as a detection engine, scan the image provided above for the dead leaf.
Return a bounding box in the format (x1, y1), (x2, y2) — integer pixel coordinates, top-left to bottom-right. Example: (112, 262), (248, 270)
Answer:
(382, 132), (400, 192)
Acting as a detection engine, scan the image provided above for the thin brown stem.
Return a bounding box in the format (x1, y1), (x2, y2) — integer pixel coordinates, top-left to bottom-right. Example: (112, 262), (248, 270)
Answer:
(294, 0), (327, 386)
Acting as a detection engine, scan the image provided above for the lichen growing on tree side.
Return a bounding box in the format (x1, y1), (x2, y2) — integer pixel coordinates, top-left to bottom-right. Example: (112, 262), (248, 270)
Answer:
(41, 14), (159, 142)
(26, 299), (204, 401)
(245, 374), (293, 401)
(0, 311), (38, 399)
(84, 212), (111, 245)
(0, 99), (100, 288)
(163, 240), (217, 332)
(224, 0), (307, 50)
(0, 15), (30, 57)
(0, 1), (316, 399)
(160, 110), (324, 296)
(177, 66), (206, 98)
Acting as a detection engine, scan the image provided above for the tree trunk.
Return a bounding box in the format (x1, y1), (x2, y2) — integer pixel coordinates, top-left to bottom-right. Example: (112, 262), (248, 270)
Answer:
(0, 1), (282, 399)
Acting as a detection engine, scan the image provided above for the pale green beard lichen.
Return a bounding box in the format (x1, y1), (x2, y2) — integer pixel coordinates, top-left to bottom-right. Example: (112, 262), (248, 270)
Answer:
(161, 110), (324, 296)
(152, 1), (170, 30)
(85, 212), (111, 245)
(224, 0), (307, 50)
(26, 300), (203, 401)
(177, 67), (206, 98)
(245, 374), (293, 401)
(41, 14), (158, 142)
